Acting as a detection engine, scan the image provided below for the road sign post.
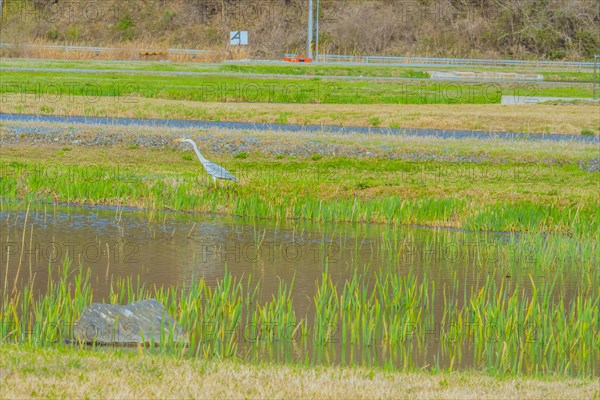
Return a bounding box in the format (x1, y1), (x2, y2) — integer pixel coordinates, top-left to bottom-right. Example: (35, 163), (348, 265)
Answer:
(230, 31), (248, 46)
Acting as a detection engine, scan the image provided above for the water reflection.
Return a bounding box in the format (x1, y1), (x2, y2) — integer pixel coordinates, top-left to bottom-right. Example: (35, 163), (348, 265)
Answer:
(1, 203), (597, 372)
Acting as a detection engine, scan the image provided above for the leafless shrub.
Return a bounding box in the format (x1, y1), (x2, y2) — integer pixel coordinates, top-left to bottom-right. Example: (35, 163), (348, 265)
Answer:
(1, 0), (597, 60)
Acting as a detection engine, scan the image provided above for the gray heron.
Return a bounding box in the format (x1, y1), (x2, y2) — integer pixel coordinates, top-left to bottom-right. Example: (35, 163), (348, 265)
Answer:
(174, 138), (237, 188)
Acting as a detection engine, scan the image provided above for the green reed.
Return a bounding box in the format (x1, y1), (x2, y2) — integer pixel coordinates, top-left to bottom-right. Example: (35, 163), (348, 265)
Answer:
(250, 277), (300, 343)
(1, 256), (597, 377)
(1, 160), (597, 238)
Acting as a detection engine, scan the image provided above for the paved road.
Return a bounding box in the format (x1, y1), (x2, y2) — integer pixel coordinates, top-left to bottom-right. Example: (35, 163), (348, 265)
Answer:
(1, 113), (597, 142)
(500, 95), (599, 104)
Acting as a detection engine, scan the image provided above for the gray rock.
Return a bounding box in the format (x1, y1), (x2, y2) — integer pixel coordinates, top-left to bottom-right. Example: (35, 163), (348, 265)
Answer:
(73, 299), (187, 346)
(579, 158), (600, 173)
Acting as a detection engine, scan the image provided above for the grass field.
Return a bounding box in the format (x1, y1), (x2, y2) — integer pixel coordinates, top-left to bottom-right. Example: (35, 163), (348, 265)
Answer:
(0, 69), (593, 105)
(1, 125), (598, 238)
(1, 95), (598, 134)
(1, 58), (596, 135)
(0, 58), (596, 82)
(1, 55), (598, 398)
(1, 345), (597, 399)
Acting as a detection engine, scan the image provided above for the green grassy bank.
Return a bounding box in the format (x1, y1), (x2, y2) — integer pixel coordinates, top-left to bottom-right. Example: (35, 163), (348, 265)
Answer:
(0, 131), (598, 238)
(0, 70), (592, 105)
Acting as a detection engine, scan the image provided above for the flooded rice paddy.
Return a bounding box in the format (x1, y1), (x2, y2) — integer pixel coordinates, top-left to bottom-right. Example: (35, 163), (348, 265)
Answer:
(1, 202), (598, 374)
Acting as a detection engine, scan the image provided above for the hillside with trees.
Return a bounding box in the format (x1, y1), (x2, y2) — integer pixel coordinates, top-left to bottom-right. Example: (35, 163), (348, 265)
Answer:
(1, 0), (598, 59)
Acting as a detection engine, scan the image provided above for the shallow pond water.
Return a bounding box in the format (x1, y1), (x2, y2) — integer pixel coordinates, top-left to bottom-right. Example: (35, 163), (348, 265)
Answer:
(1, 203), (597, 372)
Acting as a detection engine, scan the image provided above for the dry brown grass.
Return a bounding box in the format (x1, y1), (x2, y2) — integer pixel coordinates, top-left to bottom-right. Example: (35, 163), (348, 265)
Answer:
(1, 94), (597, 135)
(1, 0), (597, 59)
(0, 40), (249, 62)
(0, 345), (597, 400)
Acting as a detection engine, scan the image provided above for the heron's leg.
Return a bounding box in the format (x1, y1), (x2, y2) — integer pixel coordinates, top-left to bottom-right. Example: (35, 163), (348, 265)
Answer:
(213, 176), (217, 189)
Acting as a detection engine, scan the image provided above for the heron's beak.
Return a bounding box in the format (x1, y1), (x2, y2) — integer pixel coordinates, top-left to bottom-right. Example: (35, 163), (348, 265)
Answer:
(173, 138), (184, 142)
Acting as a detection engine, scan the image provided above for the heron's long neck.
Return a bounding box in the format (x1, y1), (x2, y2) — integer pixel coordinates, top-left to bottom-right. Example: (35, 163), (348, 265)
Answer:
(189, 141), (208, 164)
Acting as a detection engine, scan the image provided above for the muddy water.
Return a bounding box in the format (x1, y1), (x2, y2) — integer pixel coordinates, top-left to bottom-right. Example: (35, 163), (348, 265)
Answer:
(0, 203), (595, 370)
